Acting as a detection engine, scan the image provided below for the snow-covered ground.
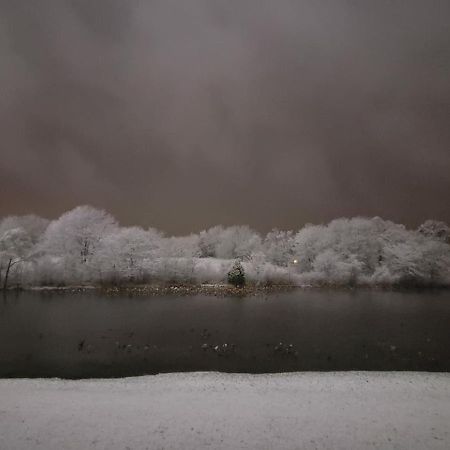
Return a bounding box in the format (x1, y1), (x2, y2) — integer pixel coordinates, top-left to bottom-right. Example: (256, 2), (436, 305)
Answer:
(1, 372), (449, 450)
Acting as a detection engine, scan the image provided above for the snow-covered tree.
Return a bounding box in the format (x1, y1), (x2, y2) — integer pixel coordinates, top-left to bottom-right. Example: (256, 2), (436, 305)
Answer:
(161, 234), (201, 258)
(40, 206), (117, 280)
(0, 214), (49, 244)
(262, 229), (295, 266)
(291, 217), (449, 285)
(292, 223), (328, 272)
(216, 226), (262, 260)
(198, 225), (263, 260)
(312, 249), (363, 284)
(1, 206), (449, 287)
(0, 227), (34, 288)
(384, 237), (450, 286)
(95, 227), (162, 278)
(418, 220), (450, 243)
(198, 226), (225, 258)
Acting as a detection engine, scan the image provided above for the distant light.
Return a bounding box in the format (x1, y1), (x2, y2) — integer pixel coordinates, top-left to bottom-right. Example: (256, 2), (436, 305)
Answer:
(293, 259), (298, 264)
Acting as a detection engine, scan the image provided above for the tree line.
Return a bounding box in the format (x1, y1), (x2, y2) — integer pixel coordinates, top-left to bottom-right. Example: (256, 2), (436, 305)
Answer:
(0, 205), (449, 289)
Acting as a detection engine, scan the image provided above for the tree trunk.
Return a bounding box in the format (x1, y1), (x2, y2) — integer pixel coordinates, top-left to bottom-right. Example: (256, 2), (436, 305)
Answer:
(3, 258), (12, 290)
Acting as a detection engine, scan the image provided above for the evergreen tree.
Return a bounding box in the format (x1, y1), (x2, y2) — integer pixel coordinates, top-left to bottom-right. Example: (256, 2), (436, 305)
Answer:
(227, 260), (246, 287)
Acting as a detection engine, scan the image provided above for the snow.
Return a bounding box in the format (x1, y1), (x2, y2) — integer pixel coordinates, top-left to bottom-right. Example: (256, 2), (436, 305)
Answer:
(0, 372), (449, 449)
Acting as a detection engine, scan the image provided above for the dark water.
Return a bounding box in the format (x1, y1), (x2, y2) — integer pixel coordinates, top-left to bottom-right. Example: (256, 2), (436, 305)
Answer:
(0, 289), (449, 378)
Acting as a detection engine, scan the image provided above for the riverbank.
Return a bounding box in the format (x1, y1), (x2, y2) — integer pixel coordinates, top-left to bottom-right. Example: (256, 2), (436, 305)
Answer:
(6, 282), (448, 297)
(1, 372), (449, 450)
(24, 283), (303, 297)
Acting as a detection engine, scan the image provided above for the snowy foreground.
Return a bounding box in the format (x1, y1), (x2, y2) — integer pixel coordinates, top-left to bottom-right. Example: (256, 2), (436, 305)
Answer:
(1, 372), (449, 450)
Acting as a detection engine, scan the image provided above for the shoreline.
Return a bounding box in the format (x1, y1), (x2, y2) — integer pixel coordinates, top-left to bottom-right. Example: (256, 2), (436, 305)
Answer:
(1, 282), (447, 296)
(27, 283), (305, 297)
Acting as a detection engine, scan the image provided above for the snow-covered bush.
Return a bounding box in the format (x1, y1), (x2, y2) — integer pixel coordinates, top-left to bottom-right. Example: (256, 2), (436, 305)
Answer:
(244, 253), (290, 286)
(193, 258), (230, 284)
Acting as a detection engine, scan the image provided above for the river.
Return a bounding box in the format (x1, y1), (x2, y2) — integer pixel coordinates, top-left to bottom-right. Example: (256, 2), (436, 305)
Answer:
(0, 289), (449, 377)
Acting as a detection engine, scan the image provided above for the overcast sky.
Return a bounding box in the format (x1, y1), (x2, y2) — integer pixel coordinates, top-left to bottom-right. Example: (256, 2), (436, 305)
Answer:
(1, 0), (449, 234)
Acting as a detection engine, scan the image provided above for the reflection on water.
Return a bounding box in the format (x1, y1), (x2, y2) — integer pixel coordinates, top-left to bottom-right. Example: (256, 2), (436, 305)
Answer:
(0, 289), (449, 378)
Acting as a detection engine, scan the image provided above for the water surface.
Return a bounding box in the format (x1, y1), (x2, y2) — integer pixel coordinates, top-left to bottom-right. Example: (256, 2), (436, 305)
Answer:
(0, 289), (449, 378)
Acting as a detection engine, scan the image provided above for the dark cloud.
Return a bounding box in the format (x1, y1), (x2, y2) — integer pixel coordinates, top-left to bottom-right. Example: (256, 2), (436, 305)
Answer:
(1, 0), (449, 234)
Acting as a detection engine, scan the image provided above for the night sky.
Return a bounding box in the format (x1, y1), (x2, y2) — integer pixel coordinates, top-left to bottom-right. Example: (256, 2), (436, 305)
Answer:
(1, 0), (449, 234)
